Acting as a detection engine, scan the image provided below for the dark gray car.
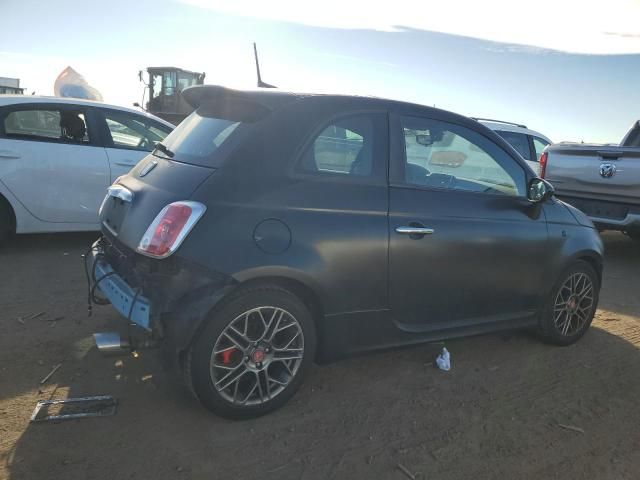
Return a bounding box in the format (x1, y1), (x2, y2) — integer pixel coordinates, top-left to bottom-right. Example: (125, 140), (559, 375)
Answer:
(88, 85), (603, 418)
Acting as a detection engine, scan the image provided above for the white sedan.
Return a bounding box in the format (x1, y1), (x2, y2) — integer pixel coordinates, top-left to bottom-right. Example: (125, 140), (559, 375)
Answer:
(0, 95), (173, 242)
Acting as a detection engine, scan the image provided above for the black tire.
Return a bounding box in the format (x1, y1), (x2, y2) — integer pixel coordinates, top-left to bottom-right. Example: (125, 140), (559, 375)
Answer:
(538, 260), (599, 346)
(185, 285), (316, 419)
(0, 198), (15, 245)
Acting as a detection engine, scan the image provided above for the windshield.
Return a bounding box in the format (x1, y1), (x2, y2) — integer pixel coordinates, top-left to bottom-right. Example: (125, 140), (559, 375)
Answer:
(156, 111), (241, 167)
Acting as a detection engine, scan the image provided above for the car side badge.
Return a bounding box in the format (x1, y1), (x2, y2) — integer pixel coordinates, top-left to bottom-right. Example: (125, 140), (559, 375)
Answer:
(139, 160), (158, 177)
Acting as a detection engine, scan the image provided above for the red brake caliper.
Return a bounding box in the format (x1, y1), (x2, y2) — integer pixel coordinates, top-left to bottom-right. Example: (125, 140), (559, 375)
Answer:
(220, 348), (237, 365)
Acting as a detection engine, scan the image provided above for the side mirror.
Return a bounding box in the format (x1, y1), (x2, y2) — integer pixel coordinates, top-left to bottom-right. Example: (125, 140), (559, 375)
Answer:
(528, 178), (554, 203)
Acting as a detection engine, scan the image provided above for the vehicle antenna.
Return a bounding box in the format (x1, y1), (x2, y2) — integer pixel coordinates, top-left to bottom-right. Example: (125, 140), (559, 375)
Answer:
(254, 43), (276, 88)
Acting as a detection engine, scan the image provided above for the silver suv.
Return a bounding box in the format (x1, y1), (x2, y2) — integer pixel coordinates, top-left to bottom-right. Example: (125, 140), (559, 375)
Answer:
(475, 118), (552, 174)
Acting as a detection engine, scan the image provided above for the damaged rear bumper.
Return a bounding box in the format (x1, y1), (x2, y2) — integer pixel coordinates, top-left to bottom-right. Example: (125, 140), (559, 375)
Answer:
(87, 237), (235, 354)
(90, 250), (152, 330)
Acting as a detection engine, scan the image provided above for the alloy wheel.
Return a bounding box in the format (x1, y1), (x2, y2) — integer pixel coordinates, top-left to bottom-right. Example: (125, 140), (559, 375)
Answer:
(553, 272), (595, 336)
(209, 306), (305, 406)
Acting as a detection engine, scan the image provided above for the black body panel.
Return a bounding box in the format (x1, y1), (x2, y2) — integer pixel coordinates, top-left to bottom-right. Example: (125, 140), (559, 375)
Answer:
(94, 87), (604, 361)
(102, 156), (215, 247)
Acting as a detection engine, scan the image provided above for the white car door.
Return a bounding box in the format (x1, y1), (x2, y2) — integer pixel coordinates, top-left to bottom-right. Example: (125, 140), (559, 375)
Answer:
(0, 104), (110, 224)
(97, 108), (172, 182)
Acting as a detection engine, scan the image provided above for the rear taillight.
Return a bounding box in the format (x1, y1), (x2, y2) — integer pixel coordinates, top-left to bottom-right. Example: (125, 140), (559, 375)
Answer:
(137, 201), (206, 259)
(539, 151), (548, 178)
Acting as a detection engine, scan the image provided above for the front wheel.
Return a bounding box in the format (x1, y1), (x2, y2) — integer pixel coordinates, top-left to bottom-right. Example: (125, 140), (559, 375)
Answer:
(538, 261), (599, 345)
(185, 285), (316, 419)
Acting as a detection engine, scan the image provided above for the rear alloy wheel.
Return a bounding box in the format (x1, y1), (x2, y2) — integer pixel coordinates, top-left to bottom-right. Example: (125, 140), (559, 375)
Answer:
(539, 261), (599, 345)
(186, 286), (316, 419)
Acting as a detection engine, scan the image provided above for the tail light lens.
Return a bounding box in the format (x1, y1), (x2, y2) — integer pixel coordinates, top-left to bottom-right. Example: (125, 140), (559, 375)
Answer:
(539, 151), (548, 178)
(137, 201), (206, 259)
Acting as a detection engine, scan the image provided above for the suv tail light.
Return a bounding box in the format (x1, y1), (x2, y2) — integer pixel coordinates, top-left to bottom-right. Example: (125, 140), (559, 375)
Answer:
(137, 201), (206, 259)
(539, 151), (548, 178)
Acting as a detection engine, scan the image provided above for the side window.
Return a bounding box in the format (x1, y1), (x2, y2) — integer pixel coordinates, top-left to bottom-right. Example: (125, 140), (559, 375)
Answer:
(532, 136), (550, 162)
(103, 111), (171, 151)
(297, 114), (384, 178)
(401, 116), (525, 197)
(495, 130), (531, 160)
(3, 108), (89, 144)
(163, 71), (176, 96)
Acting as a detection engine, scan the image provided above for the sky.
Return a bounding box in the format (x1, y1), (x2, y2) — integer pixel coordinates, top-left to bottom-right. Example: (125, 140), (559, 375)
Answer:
(1, 0), (639, 143)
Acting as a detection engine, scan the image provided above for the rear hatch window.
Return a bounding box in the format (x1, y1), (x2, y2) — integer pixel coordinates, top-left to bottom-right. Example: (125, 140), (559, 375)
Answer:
(154, 111), (243, 167)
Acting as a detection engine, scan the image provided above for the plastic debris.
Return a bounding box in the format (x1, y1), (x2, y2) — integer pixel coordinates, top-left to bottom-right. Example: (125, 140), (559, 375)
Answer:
(31, 395), (117, 423)
(54, 66), (103, 101)
(435, 347), (451, 371)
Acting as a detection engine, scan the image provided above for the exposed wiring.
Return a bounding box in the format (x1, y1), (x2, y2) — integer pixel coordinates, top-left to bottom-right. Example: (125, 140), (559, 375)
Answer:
(82, 240), (114, 316)
(126, 287), (143, 350)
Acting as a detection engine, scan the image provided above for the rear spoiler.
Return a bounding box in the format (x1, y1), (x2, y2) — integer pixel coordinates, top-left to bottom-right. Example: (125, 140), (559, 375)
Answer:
(182, 85), (299, 122)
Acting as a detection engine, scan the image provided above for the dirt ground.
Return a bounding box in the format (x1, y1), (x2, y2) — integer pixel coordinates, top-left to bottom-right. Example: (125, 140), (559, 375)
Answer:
(1, 232), (639, 480)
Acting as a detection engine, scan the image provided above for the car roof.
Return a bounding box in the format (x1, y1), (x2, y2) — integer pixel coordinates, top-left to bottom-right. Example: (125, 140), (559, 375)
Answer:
(477, 119), (552, 143)
(182, 85), (533, 171)
(0, 95), (174, 128)
(183, 85), (485, 131)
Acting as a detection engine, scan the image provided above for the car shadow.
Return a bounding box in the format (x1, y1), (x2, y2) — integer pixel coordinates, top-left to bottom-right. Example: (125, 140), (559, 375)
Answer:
(3, 232), (640, 479)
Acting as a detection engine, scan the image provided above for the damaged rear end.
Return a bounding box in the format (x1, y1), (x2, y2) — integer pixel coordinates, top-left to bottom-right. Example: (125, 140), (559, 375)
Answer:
(88, 85), (295, 356)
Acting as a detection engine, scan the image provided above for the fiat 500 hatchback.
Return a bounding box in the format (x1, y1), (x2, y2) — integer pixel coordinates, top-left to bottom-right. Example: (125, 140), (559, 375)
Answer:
(88, 85), (603, 419)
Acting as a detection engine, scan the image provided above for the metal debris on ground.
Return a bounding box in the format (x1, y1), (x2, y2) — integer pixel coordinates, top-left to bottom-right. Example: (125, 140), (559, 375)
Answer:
(435, 347), (451, 371)
(397, 463), (416, 480)
(40, 363), (62, 385)
(558, 423), (585, 434)
(17, 311), (46, 324)
(30, 396), (117, 423)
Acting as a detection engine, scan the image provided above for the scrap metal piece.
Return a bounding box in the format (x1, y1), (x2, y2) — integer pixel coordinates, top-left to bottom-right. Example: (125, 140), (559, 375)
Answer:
(30, 395), (117, 423)
(40, 363), (62, 385)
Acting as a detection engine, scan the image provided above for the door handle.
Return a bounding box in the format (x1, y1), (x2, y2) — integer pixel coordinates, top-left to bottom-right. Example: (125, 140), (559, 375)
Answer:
(0, 151), (20, 159)
(395, 226), (435, 235)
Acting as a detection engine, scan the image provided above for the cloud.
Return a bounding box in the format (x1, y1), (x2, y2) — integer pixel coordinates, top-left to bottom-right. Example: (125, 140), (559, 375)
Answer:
(178, 0), (640, 54)
(603, 31), (640, 39)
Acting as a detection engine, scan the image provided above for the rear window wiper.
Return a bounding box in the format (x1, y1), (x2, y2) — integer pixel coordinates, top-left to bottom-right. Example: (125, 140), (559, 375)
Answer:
(154, 142), (175, 158)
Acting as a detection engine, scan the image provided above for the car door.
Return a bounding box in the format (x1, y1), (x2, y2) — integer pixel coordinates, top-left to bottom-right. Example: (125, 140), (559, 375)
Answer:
(388, 112), (548, 331)
(0, 103), (110, 224)
(97, 108), (172, 182)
